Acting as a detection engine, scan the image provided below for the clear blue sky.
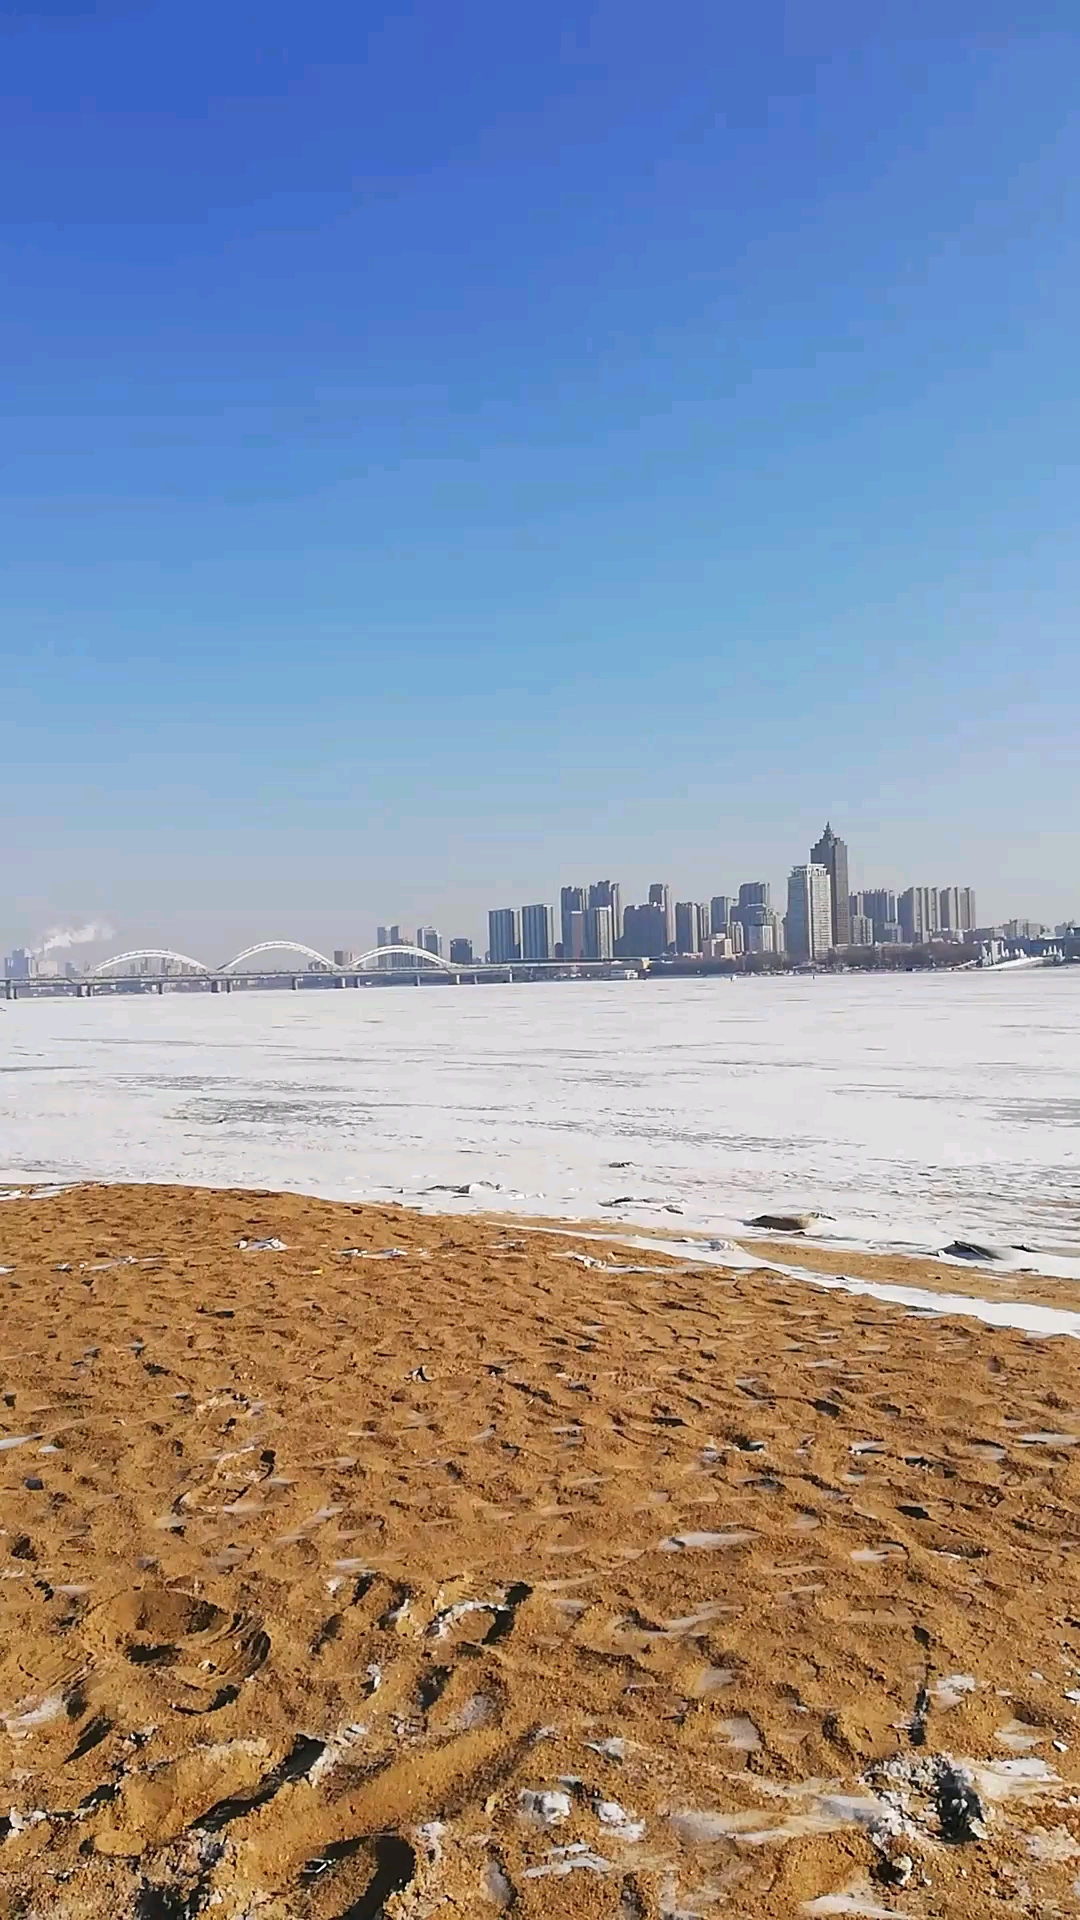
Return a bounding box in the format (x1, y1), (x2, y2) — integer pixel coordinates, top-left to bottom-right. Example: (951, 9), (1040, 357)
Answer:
(3, 0), (1078, 957)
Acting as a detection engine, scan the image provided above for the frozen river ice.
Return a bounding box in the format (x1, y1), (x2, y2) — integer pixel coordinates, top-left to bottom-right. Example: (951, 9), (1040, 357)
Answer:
(1, 967), (1079, 1260)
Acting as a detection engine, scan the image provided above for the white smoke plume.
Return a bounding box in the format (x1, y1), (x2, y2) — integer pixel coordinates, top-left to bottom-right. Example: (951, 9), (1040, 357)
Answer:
(35, 922), (115, 956)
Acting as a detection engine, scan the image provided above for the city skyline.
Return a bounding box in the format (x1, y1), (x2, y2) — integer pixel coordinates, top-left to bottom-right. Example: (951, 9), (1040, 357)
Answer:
(17, 815), (1073, 978)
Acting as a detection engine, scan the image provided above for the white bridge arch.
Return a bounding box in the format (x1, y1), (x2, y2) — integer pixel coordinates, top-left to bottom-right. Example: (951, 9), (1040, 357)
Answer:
(89, 940), (464, 980)
(92, 948), (210, 977)
(220, 941), (336, 973)
(351, 943), (456, 971)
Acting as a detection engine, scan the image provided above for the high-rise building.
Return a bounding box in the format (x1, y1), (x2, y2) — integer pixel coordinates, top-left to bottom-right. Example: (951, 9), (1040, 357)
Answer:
(333, 949), (354, 967)
(785, 864), (833, 962)
(566, 910), (586, 960)
(648, 883), (675, 951)
(738, 881), (770, 910)
(521, 903), (556, 961)
(938, 887), (976, 935)
(584, 904), (614, 960)
(415, 926), (442, 958)
(376, 923), (408, 969)
(621, 902), (666, 957)
(4, 948), (32, 979)
(488, 908), (522, 964)
(810, 824), (850, 947)
(674, 902), (699, 954)
(588, 881), (622, 942)
(744, 917), (778, 955)
(851, 889), (897, 942)
(898, 887), (939, 945)
(560, 886), (587, 957)
(710, 896), (734, 936)
(731, 883), (771, 946)
(849, 914), (874, 947)
(449, 937), (474, 965)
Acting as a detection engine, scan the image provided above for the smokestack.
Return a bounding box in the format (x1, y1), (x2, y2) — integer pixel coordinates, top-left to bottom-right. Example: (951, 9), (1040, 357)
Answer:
(35, 922), (115, 956)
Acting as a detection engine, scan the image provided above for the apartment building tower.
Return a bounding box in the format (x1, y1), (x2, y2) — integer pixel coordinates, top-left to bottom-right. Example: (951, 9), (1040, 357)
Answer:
(559, 886), (587, 957)
(648, 883), (675, 951)
(521, 904), (556, 962)
(785, 864), (833, 962)
(898, 887), (939, 945)
(488, 908), (522, 964)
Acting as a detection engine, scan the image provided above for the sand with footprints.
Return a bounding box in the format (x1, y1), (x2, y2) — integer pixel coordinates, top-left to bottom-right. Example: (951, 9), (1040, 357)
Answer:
(3, 1183), (1080, 1917)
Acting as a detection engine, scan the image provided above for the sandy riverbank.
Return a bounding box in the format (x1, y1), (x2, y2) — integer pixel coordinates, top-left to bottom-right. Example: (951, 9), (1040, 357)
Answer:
(3, 1183), (1080, 1918)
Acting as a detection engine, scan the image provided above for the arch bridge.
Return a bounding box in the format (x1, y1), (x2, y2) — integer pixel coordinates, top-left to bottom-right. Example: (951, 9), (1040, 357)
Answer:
(350, 943), (456, 972)
(89, 941), (462, 979)
(91, 948), (210, 977)
(220, 940), (336, 973)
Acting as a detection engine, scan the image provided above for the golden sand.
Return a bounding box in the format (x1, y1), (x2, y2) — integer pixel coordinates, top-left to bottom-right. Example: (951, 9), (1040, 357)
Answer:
(2, 1183), (1080, 1917)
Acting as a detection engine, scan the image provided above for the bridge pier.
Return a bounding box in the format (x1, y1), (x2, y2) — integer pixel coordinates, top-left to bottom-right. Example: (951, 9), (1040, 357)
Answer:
(291, 976), (300, 991)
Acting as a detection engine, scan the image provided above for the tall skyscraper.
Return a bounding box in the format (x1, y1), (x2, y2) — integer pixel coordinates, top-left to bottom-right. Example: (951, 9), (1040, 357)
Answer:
(810, 824), (850, 947)
(584, 904), (614, 960)
(488, 908), (522, 964)
(588, 880), (622, 942)
(899, 886), (939, 945)
(566, 910), (586, 960)
(4, 948), (31, 979)
(674, 902), (698, 954)
(521, 903), (555, 961)
(648, 883), (675, 951)
(710, 896), (734, 936)
(415, 926), (442, 958)
(560, 886), (587, 956)
(785, 864), (833, 962)
(622, 902), (666, 957)
(449, 937), (474, 965)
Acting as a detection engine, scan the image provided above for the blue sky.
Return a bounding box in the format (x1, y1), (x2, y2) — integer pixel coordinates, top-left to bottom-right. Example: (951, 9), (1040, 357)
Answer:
(2, 0), (1078, 956)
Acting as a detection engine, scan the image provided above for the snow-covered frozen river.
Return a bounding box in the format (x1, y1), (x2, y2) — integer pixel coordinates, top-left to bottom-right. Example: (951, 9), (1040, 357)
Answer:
(2, 967), (1079, 1260)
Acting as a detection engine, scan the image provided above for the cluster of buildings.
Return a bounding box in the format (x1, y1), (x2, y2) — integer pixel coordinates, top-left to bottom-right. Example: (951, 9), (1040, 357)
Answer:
(332, 927), (479, 968)
(462, 826), (986, 965)
(1, 947), (79, 981)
